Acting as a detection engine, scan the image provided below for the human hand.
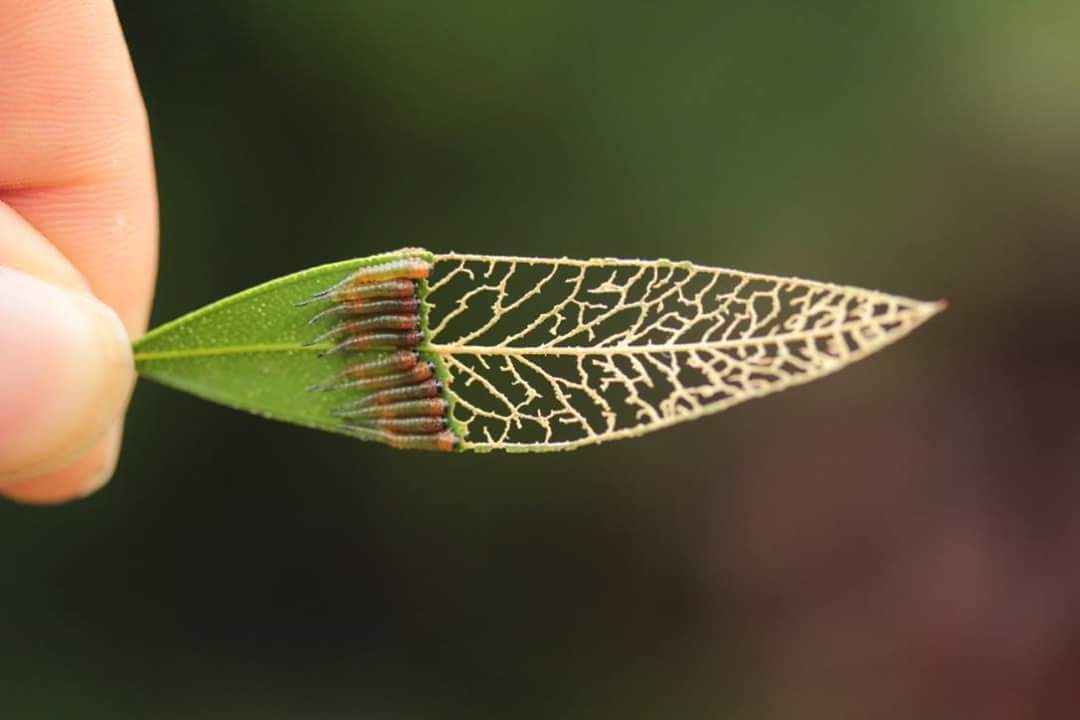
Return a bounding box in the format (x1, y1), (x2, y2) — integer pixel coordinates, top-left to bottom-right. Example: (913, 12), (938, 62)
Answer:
(0, 0), (156, 503)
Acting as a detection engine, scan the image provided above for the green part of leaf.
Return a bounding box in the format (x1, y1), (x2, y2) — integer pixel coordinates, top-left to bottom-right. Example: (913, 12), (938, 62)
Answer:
(133, 248), (436, 440)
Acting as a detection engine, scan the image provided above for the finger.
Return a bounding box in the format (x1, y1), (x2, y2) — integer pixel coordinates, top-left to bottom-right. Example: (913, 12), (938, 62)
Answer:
(0, 162), (129, 502)
(0, 0), (158, 335)
(0, 267), (134, 489)
(0, 200), (88, 293)
(0, 425), (122, 504)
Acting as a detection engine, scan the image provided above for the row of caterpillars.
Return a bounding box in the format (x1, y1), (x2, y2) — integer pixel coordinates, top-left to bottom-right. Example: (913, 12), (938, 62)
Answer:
(298, 254), (458, 451)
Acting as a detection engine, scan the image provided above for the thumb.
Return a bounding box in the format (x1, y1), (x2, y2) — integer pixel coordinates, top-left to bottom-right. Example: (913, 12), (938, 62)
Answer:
(0, 266), (135, 500)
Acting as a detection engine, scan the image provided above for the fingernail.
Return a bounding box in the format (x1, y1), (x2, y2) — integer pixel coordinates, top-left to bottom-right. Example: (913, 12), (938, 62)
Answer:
(0, 267), (135, 484)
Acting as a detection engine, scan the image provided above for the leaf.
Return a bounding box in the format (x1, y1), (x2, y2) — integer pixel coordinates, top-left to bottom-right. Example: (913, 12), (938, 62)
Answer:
(133, 248), (441, 440)
(134, 248), (944, 452)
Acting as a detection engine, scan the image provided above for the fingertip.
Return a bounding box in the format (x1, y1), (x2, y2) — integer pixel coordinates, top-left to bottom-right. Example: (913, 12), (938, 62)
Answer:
(0, 424), (123, 505)
(0, 267), (135, 480)
(79, 422), (124, 499)
(0, 0), (159, 338)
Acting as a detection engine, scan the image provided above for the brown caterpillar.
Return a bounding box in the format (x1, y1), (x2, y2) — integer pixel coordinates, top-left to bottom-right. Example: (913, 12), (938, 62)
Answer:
(306, 350), (419, 392)
(335, 378), (443, 409)
(295, 278), (416, 307)
(303, 314), (420, 346)
(332, 397), (447, 420)
(345, 416), (448, 434)
(307, 297), (420, 325)
(343, 427), (459, 452)
(318, 330), (425, 356)
(299, 258), (430, 306)
(330, 362), (434, 393)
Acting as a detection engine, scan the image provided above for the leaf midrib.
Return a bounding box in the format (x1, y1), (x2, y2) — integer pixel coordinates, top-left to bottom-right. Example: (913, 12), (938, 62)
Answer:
(134, 310), (927, 363)
(133, 342), (328, 362)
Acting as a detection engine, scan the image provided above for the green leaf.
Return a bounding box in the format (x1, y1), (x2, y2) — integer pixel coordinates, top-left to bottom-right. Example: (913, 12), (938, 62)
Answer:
(135, 248), (944, 452)
(133, 248), (444, 441)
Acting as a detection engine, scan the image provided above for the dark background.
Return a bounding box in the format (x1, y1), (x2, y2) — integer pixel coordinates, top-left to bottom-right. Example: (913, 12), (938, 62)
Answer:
(4, 2), (1080, 717)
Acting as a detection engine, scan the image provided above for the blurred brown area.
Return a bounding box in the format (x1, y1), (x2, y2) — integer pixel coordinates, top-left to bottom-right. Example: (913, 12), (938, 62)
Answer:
(2, 2), (1078, 718)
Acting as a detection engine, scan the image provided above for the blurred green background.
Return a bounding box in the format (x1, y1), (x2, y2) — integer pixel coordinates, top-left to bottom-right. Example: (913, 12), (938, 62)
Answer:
(5, 2), (1080, 717)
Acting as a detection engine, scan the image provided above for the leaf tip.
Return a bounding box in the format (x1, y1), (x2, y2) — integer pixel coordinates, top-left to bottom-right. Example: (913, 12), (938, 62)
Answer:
(918, 298), (949, 319)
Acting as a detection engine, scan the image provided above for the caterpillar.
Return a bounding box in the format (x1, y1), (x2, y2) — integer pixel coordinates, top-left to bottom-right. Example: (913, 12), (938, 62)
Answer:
(306, 350), (419, 392)
(318, 330), (425, 356)
(331, 398), (447, 420)
(345, 416), (449, 434)
(303, 314), (420, 346)
(307, 297), (421, 325)
(329, 362), (435, 394)
(335, 379), (443, 409)
(342, 427), (459, 452)
(298, 258), (430, 306)
(295, 278), (417, 307)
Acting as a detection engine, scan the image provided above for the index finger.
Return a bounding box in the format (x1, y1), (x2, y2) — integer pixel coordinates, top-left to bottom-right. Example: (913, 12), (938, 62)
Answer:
(0, 0), (157, 335)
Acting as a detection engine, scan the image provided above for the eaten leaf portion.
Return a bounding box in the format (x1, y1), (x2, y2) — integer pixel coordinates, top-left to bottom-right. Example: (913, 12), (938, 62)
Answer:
(134, 248), (944, 452)
(424, 253), (944, 452)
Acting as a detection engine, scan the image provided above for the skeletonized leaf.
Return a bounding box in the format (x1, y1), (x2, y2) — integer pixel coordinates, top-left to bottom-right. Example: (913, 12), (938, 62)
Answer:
(134, 248), (943, 452)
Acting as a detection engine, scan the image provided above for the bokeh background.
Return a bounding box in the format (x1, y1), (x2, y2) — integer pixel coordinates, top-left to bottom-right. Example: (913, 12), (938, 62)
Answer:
(5, 2), (1080, 717)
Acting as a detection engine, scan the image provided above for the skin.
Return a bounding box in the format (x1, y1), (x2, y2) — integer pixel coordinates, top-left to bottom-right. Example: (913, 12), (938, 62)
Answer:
(0, 0), (157, 503)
